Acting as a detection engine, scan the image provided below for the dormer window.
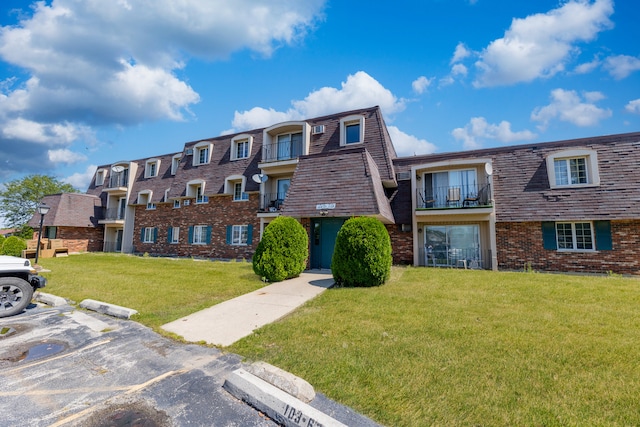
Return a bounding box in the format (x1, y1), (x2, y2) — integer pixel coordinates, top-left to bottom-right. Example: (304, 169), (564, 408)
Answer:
(546, 149), (599, 189)
(95, 169), (106, 186)
(262, 122), (310, 163)
(186, 179), (207, 203)
(224, 175), (249, 201)
(231, 135), (253, 161)
(171, 154), (181, 175)
(137, 190), (153, 207)
(340, 115), (365, 146)
(192, 142), (212, 166)
(145, 159), (160, 178)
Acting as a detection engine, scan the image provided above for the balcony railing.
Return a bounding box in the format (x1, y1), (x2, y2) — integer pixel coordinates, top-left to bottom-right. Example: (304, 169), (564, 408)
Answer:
(259, 192), (287, 212)
(418, 246), (491, 269)
(261, 140), (303, 163)
(103, 207), (126, 221)
(107, 172), (129, 188)
(417, 183), (491, 209)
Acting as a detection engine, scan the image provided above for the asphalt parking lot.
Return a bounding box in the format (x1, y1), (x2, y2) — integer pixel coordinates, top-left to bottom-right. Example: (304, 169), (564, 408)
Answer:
(0, 301), (278, 426)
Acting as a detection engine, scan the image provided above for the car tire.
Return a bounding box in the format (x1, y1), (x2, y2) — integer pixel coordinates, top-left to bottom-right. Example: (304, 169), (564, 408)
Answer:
(0, 277), (34, 318)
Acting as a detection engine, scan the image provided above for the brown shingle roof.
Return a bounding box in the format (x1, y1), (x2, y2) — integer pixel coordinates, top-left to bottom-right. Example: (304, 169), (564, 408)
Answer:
(280, 147), (395, 223)
(28, 193), (102, 228)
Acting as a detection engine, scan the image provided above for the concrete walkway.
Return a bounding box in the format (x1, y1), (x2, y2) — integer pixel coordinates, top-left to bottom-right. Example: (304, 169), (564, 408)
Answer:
(161, 270), (334, 346)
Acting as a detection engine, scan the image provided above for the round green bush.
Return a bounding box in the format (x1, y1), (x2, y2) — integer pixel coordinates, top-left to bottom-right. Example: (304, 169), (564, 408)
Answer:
(331, 217), (392, 287)
(0, 234), (5, 248)
(2, 236), (27, 257)
(253, 216), (309, 282)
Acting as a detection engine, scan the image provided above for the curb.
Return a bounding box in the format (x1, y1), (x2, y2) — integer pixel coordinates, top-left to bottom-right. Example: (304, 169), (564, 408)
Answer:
(224, 368), (347, 427)
(79, 299), (138, 319)
(34, 292), (67, 307)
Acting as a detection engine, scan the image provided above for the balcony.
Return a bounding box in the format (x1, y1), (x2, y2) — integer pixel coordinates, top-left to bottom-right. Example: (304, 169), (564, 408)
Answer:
(418, 246), (492, 270)
(103, 207), (126, 221)
(258, 192), (287, 212)
(261, 139), (303, 163)
(417, 183), (492, 210)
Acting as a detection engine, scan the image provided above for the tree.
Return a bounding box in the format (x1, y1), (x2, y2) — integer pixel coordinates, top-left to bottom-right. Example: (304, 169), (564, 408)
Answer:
(332, 216), (392, 287)
(0, 175), (78, 228)
(253, 216), (309, 282)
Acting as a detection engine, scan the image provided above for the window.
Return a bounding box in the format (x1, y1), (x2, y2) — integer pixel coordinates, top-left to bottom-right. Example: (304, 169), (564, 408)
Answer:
(173, 200), (180, 209)
(145, 160), (159, 178)
(186, 180), (206, 202)
(556, 222), (594, 251)
(546, 149), (599, 188)
(146, 202), (156, 210)
(554, 158), (587, 186)
(276, 132), (303, 160)
(190, 225), (211, 245)
(233, 182), (249, 201)
(192, 142), (212, 166)
(95, 169), (105, 186)
(340, 115), (365, 146)
(195, 186), (208, 204)
(168, 226), (180, 244)
(227, 225), (252, 246)
(141, 227), (157, 243)
(171, 155), (181, 175)
(346, 123), (360, 144)
(137, 190), (152, 206)
(542, 221), (612, 251)
(231, 135), (253, 161)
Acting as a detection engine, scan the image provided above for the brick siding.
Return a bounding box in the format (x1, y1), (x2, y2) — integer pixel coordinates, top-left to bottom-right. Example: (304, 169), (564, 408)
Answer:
(496, 220), (640, 275)
(387, 224), (413, 265)
(133, 194), (260, 260)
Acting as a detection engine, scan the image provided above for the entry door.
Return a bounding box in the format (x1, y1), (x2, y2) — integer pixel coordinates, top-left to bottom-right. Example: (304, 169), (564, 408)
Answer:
(116, 229), (123, 252)
(311, 218), (345, 269)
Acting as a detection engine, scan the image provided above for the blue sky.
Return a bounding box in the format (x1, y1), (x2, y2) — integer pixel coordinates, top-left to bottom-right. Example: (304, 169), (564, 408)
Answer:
(0, 0), (638, 192)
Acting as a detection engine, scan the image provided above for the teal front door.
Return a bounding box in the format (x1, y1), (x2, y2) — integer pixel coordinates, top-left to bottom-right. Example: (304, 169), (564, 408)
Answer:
(311, 218), (345, 269)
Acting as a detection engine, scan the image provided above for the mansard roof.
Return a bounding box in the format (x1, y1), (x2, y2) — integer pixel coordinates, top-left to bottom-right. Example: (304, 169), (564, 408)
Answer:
(393, 131), (640, 221)
(281, 147), (395, 223)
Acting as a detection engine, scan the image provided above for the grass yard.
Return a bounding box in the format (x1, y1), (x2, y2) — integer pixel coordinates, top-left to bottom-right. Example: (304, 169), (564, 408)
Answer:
(38, 253), (265, 330)
(38, 254), (640, 426)
(229, 267), (640, 427)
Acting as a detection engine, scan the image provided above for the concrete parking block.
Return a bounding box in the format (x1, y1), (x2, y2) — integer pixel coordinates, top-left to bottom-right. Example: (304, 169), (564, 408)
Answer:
(80, 298), (138, 319)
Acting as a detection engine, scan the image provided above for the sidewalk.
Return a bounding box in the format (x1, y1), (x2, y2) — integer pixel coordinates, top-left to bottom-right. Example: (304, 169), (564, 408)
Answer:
(161, 270), (334, 346)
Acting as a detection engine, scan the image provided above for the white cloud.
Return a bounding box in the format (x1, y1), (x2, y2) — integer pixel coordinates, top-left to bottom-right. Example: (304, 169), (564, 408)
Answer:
(451, 63), (468, 77)
(230, 71), (405, 131)
(64, 164), (98, 191)
(387, 126), (437, 156)
(603, 55), (640, 80)
(48, 149), (88, 164)
(0, 0), (326, 177)
(412, 76), (433, 94)
(625, 99), (640, 115)
(452, 117), (537, 150)
(531, 88), (612, 129)
(451, 43), (471, 64)
(573, 58), (601, 74)
(474, 0), (614, 87)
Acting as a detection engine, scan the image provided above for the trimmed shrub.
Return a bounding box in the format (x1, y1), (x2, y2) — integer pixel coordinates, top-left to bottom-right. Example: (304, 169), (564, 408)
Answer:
(332, 217), (392, 287)
(253, 216), (309, 282)
(2, 236), (27, 257)
(0, 234), (5, 248)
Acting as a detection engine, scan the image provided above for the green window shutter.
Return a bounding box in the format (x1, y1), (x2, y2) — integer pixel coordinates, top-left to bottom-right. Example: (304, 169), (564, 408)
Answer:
(188, 226), (194, 244)
(153, 228), (158, 243)
(140, 228), (145, 242)
(226, 226), (232, 244)
(247, 225), (253, 245)
(594, 221), (613, 250)
(206, 226), (212, 244)
(167, 227), (173, 243)
(541, 222), (557, 250)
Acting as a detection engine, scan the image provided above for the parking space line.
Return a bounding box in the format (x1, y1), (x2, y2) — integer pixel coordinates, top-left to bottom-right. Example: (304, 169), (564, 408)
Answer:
(2, 339), (112, 375)
(48, 369), (190, 427)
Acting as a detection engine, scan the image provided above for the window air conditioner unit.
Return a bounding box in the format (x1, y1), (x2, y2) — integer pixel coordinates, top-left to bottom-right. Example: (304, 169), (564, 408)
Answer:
(312, 125), (325, 135)
(185, 148), (194, 155)
(183, 199), (191, 206)
(396, 171), (411, 181)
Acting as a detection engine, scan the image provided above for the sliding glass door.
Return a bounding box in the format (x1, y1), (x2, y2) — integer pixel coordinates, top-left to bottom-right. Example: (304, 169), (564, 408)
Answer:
(425, 224), (481, 267)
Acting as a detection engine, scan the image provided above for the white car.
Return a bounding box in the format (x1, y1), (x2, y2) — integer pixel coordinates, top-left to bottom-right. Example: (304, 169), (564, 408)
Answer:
(0, 255), (47, 318)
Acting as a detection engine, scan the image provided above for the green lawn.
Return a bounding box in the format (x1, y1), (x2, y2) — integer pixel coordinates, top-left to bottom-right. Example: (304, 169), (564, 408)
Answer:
(38, 253), (266, 330)
(39, 255), (640, 426)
